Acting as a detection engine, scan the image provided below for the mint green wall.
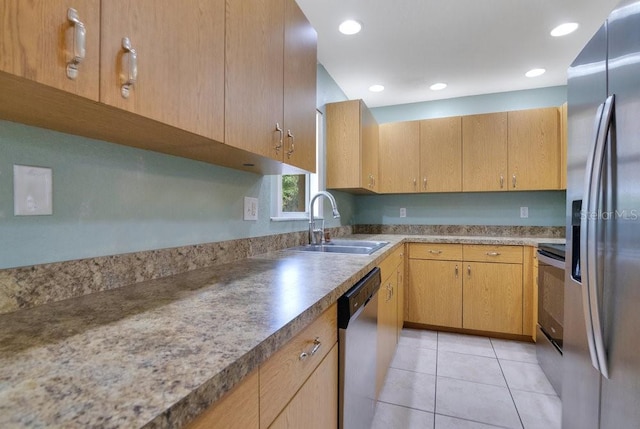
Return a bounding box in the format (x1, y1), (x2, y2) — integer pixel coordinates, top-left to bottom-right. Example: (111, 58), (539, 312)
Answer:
(0, 64), (352, 269)
(372, 86), (567, 124)
(356, 191), (565, 226)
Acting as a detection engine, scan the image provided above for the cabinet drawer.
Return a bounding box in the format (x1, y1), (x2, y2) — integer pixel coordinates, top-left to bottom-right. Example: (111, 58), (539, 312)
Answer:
(463, 244), (523, 264)
(380, 244), (405, 281)
(259, 304), (337, 428)
(409, 243), (463, 261)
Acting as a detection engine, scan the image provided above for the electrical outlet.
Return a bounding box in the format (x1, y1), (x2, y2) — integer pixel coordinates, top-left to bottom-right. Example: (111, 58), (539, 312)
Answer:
(399, 207), (407, 218)
(244, 197), (258, 221)
(520, 206), (529, 218)
(14, 165), (53, 216)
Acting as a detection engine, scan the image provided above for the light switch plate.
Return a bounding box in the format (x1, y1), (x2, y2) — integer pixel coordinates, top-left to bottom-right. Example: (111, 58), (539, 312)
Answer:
(520, 206), (529, 218)
(399, 207), (407, 218)
(14, 165), (53, 216)
(244, 196), (258, 221)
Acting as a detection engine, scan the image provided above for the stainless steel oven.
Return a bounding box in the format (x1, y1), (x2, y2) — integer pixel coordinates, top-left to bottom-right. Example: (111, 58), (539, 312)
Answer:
(536, 243), (565, 396)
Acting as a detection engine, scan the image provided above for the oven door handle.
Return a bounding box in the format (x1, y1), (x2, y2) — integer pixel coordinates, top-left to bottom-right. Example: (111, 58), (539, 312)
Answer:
(537, 252), (565, 270)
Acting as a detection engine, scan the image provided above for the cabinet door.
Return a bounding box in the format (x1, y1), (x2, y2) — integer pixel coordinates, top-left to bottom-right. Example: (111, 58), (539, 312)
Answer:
(362, 101), (380, 192)
(282, 0), (317, 172)
(376, 272), (398, 396)
(0, 0), (100, 100)
(269, 344), (338, 429)
(379, 121), (420, 193)
(407, 260), (462, 327)
(225, 0), (284, 160)
(185, 371), (259, 429)
(463, 262), (523, 334)
(326, 100), (361, 189)
(561, 103), (568, 190)
(462, 112), (508, 192)
(100, 0), (224, 141)
(420, 116), (462, 192)
(508, 107), (561, 190)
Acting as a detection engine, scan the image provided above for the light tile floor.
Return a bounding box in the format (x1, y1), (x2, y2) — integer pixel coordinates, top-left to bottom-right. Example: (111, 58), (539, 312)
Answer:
(372, 329), (561, 429)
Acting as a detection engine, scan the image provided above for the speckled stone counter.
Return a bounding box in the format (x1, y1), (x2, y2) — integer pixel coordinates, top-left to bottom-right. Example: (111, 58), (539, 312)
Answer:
(0, 234), (564, 428)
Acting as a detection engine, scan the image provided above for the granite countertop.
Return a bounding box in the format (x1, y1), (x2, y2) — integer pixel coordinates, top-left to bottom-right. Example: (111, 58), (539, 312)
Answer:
(0, 234), (565, 428)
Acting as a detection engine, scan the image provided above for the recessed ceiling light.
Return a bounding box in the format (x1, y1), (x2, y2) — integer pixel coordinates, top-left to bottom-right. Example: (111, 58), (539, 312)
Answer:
(430, 82), (447, 91)
(369, 84), (384, 92)
(339, 20), (362, 35)
(525, 68), (546, 78)
(550, 22), (579, 37)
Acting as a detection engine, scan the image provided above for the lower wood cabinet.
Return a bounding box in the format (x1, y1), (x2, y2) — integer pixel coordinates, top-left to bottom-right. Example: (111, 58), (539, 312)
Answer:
(269, 345), (338, 429)
(184, 370), (259, 429)
(185, 304), (337, 429)
(407, 259), (462, 328)
(462, 261), (523, 334)
(376, 245), (405, 397)
(407, 243), (530, 336)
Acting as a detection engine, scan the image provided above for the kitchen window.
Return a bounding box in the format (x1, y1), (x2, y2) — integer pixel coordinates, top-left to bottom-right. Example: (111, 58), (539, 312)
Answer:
(271, 110), (323, 221)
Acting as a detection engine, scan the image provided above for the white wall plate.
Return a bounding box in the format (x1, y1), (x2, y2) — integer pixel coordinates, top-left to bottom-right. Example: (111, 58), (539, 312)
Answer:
(14, 165), (53, 216)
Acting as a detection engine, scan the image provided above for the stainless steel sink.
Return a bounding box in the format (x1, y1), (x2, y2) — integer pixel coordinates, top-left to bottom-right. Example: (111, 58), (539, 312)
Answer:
(289, 240), (389, 255)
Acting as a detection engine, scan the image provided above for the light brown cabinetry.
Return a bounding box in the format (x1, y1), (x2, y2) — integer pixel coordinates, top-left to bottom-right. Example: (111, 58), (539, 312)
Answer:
(462, 261), (523, 335)
(225, 0), (317, 172)
(419, 116), (463, 192)
(185, 304), (337, 429)
(379, 121), (421, 193)
(377, 245), (405, 396)
(0, 1), (100, 100)
(184, 370), (259, 429)
(260, 303), (337, 428)
(326, 100), (379, 192)
(269, 345), (338, 429)
(408, 243), (530, 336)
(507, 107), (561, 190)
(100, 0), (224, 141)
(560, 102), (568, 190)
(462, 112), (509, 192)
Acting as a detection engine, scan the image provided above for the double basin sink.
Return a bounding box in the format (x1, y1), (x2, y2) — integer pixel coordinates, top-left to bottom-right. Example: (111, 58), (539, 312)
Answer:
(290, 239), (389, 255)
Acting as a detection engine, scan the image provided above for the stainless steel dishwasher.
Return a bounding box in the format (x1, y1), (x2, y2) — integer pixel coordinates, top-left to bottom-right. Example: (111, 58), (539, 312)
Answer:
(338, 267), (381, 429)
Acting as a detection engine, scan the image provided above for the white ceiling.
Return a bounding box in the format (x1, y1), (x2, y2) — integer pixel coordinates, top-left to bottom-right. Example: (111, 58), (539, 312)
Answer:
(296, 0), (621, 108)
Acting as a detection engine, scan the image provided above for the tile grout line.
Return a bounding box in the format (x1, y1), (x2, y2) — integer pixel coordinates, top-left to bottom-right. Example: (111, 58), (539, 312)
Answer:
(434, 331), (439, 428)
(491, 338), (526, 429)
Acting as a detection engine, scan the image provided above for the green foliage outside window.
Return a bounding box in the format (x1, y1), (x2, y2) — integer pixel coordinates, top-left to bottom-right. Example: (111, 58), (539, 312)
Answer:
(282, 174), (306, 212)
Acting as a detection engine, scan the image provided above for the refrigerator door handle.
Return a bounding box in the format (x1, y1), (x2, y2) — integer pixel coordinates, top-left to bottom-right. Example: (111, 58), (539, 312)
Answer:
(583, 94), (615, 379)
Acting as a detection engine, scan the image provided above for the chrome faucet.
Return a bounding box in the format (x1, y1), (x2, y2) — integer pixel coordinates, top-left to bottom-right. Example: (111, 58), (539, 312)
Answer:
(309, 191), (341, 245)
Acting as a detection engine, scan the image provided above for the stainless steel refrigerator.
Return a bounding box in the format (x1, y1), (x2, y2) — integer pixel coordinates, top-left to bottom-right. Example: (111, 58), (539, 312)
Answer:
(564, 0), (640, 428)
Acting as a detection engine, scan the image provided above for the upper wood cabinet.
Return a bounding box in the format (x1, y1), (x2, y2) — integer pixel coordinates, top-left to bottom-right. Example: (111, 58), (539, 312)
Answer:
(0, 1), (100, 100)
(226, 0), (317, 173)
(379, 121), (420, 193)
(419, 116), (462, 192)
(326, 99), (379, 193)
(462, 112), (509, 192)
(508, 107), (561, 191)
(560, 103), (568, 190)
(100, 0), (225, 142)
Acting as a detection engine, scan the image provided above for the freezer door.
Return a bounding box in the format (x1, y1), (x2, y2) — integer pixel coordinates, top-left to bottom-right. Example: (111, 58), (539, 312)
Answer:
(563, 23), (608, 429)
(599, 1), (640, 427)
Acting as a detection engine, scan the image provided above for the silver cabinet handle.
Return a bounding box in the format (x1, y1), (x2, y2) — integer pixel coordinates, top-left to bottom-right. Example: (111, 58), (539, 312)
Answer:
(368, 174), (374, 188)
(66, 8), (86, 80)
(274, 123), (283, 152)
(120, 37), (137, 99)
(423, 177), (427, 190)
(413, 178), (417, 188)
(455, 264), (459, 278)
(429, 250), (442, 254)
(467, 265), (471, 276)
(512, 174), (517, 188)
(299, 337), (321, 360)
(486, 251), (501, 256)
(500, 174), (504, 189)
(581, 94), (615, 379)
(286, 129), (295, 158)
